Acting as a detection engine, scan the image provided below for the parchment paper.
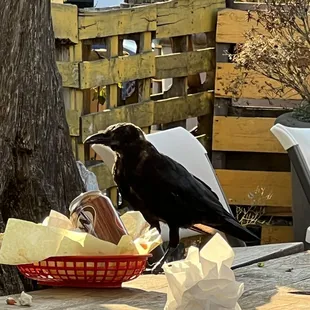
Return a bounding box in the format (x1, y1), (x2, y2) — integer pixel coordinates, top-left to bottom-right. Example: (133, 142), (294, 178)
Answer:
(0, 210), (162, 265)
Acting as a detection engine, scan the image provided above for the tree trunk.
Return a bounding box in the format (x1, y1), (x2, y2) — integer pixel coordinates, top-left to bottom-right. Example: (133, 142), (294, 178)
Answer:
(0, 1), (85, 295)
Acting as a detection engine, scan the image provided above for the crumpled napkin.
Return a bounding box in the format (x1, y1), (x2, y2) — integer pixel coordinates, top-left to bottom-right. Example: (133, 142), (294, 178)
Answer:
(163, 233), (244, 310)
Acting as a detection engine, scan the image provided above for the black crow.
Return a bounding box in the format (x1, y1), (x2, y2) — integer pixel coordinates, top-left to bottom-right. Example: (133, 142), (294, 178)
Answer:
(84, 122), (259, 273)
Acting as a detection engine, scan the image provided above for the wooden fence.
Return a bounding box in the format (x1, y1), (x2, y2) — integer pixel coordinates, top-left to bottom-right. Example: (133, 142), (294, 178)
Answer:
(52, 0), (225, 204)
(52, 1), (295, 244)
(213, 5), (296, 244)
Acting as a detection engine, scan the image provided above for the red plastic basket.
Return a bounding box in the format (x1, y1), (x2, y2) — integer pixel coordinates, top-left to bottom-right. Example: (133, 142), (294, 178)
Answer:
(17, 254), (151, 288)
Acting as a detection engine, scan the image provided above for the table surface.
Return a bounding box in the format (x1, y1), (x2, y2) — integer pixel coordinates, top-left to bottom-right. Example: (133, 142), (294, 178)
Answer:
(0, 242), (308, 310)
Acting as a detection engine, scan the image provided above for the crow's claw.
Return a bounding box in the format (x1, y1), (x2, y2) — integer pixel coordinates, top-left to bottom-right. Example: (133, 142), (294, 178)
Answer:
(143, 264), (164, 274)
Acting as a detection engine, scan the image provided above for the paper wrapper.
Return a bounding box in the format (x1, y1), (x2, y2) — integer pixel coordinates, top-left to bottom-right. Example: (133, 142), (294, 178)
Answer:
(0, 210), (162, 265)
(163, 233), (244, 310)
(42, 210), (74, 230)
(120, 211), (161, 254)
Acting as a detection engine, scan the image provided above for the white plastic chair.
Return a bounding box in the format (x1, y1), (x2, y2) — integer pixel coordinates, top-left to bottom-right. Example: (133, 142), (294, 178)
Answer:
(91, 127), (236, 242)
(270, 123), (310, 168)
(270, 123), (310, 244)
(270, 123), (310, 202)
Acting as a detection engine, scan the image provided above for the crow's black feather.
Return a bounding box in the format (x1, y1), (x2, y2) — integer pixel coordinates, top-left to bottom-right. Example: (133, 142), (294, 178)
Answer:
(123, 141), (258, 246)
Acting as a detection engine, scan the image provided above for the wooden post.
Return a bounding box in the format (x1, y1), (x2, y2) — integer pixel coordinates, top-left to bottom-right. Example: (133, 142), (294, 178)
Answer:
(191, 32), (215, 153)
(162, 35), (188, 130)
(118, 37), (126, 107)
(81, 43), (93, 162)
(212, 99), (230, 169)
(106, 36), (120, 109)
(138, 32), (152, 102)
(138, 31), (152, 134)
(106, 35), (120, 207)
(152, 44), (163, 94)
(211, 40), (233, 165)
(69, 42), (85, 162)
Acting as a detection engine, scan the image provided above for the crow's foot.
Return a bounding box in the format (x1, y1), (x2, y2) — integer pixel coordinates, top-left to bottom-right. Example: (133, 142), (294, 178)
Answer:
(144, 245), (181, 275)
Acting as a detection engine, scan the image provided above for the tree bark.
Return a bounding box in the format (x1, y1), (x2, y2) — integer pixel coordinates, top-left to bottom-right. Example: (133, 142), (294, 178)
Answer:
(0, 1), (85, 295)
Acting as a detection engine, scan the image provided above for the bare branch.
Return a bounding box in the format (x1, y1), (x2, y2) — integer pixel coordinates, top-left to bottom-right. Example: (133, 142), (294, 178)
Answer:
(226, 0), (310, 122)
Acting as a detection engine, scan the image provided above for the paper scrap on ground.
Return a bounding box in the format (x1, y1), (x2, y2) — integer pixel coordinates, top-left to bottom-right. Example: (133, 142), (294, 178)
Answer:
(0, 210), (162, 265)
(163, 233), (244, 310)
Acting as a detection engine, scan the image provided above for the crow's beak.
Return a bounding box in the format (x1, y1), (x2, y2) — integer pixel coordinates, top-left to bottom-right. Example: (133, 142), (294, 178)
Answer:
(83, 131), (112, 146)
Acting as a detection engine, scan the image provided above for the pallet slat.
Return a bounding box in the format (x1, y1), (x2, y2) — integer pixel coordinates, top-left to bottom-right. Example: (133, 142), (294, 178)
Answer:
(212, 116), (286, 153)
(69, 43), (84, 161)
(79, 52), (155, 89)
(155, 48), (215, 79)
(156, 0), (225, 38)
(78, 0), (225, 40)
(81, 91), (213, 140)
(264, 207), (292, 217)
(216, 9), (266, 44)
(78, 6), (157, 40)
(51, 4), (78, 43)
(82, 101), (154, 141)
(65, 110), (80, 137)
(87, 164), (116, 190)
(261, 225), (294, 244)
(58, 49), (216, 89)
(57, 61), (79, 88)
(216, 169), (292, 207)
(216, 8), (310, 44)
(154, 91), (213, 124)
(215, 63), (299, 100)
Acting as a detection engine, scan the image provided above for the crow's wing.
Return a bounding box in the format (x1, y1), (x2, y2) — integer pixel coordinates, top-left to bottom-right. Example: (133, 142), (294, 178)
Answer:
(126, 144), (259, 242)
(130, 146), (259, 242)
(131, 147), (232, 224)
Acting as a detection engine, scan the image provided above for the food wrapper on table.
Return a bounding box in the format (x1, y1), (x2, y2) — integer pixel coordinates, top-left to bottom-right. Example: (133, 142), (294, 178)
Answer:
(0, 207), (162, 265)
(163, 233), (244, 310)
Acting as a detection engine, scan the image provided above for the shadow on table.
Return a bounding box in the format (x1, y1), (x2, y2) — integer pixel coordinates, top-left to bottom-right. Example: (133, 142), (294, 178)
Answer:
(98, 287), (167, 309)
(18, 287), (167, 310)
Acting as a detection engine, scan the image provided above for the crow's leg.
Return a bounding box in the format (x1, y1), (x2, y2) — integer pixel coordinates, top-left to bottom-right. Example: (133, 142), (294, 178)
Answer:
(146, 246), (177, 274)
(146, 246), (165, 268)
(151, 220), (161, 234)
(147, 225), (180, 274)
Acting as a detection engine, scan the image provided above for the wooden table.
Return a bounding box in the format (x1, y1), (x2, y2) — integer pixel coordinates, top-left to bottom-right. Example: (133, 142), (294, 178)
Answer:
(236, 250), (310, 310)
(0, 242), (308, 310)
